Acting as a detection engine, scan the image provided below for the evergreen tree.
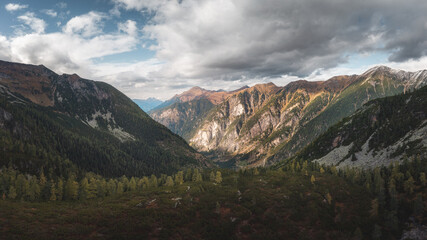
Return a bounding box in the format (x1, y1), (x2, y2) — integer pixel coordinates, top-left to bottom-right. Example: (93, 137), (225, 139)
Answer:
(370, 199), (379, 218)
(107, 179), (116, 195)
(56, 179), (64, 201)
(192, 169), (202, 182)
(116, 182), (124, 194)
(419, 172), (426, 186)
(150, 175), (158, 188)
(49, 181), (56, 201)
(128, 177), (137, 191)
(28, 178), (40, 201)
(175, 171), (184, 185)
(310, 175), (316, 185)
(8, 186), (17, 199)
(209, 171), (215, 182)
(97, 179), (107, 197)
(64, 178), (78, 200)
(87, 179), (98, 199)
(215, 171), (222, 184)
(79, 178), (89, 200)
(404, 176), (415, 194)
(165, 176), (174, 187)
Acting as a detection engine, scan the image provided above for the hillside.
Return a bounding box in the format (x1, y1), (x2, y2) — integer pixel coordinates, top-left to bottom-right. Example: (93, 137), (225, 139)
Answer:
(293, 85), (427, 169)
(0, 60), (208, 178)
(151, 66), (427, 168)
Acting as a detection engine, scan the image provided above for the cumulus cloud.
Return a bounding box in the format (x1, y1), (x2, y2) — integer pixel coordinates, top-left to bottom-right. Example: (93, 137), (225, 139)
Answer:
(41, 9), (57, 17)
(63, 11), (106, 37)
(113, 0), (427, 81)
(17, 12), (47, 34)
(0, 11), (140, 78)
(5, 3), (28, 12)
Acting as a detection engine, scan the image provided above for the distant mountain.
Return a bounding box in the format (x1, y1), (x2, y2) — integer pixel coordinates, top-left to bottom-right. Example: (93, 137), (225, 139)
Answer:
(150, 86), (248, 138)
(0, 60), (208, 178)
(293, 85), (427, 168)
(150, 86), (248, 112)
(133, 98), (163, 112)
(150, 66), (427, 168)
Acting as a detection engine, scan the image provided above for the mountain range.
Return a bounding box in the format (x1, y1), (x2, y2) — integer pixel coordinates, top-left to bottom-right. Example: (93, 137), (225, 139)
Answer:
(0, 60), (208, 178)
(133, 98), (163, 112)
(150, 66), (427, 168)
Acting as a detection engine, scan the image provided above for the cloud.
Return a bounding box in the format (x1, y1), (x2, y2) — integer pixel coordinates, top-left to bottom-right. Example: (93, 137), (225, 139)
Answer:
(17, 12), (47, 34)
(41, 9), (57, 17)
(63, 11), (106, 38)
(0, 11), (140, 79)
(56, 2), (67, 9)
(112, 0), (427, 81)
(113, 0), (167, 11)
(5, 3), (28, 12)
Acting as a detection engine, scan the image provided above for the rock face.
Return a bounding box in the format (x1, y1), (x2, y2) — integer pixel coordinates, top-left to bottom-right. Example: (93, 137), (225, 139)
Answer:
(296, 85), (427, 169)
(189, 80), (353, 166)
(151, 66), (427, 168)
(150, 86), (248, 139)
(0, 60), (208, 177)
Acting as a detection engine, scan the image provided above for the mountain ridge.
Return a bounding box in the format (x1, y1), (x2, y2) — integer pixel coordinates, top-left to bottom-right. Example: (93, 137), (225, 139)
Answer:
(0, 60), (208, 177)
(150, 66), (427, 168)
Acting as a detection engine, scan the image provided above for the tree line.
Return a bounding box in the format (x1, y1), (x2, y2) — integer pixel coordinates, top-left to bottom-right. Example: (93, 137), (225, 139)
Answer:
(0, 167), (222, 202)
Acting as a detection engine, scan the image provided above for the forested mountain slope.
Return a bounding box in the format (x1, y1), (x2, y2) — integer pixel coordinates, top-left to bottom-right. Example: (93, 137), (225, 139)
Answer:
(293, 85), (427, 168)
(0, 60), (208, 178)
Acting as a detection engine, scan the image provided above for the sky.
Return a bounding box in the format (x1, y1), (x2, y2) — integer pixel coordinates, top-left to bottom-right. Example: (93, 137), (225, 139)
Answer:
(1, 0), (427, 100)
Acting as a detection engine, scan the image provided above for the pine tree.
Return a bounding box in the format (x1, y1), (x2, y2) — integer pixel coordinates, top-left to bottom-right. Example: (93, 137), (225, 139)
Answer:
(370, 199), (379, 218)
(215, 171), (222, 184)
(116, 182), (124, 194)
(87, 179), (98, 199)
(39, 171), (47, 188)
(28, 178), (40, 201)
(64, 178), (78, 200)
(97, 179), (107, 198)
(79, 178), (89, 200)
(404, 176), (415, 194)
(310, 175), (316, 185)
(128, 177), (137, 191)
(107, 179), (116, 195)
(175, 171), (184, 185)
(56, 179), (64, 201)
(150, 175), (158, 188)
(8, 186), (17, 199)
(331, 166), (338, 176)
(192, 169), (202, 182)
(209, 171), (215, 182)
(121, 176), (129, 191)
(49, 181), (56, 201)
(165, 176), (174, 187)
(419, 172), (426, 186)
